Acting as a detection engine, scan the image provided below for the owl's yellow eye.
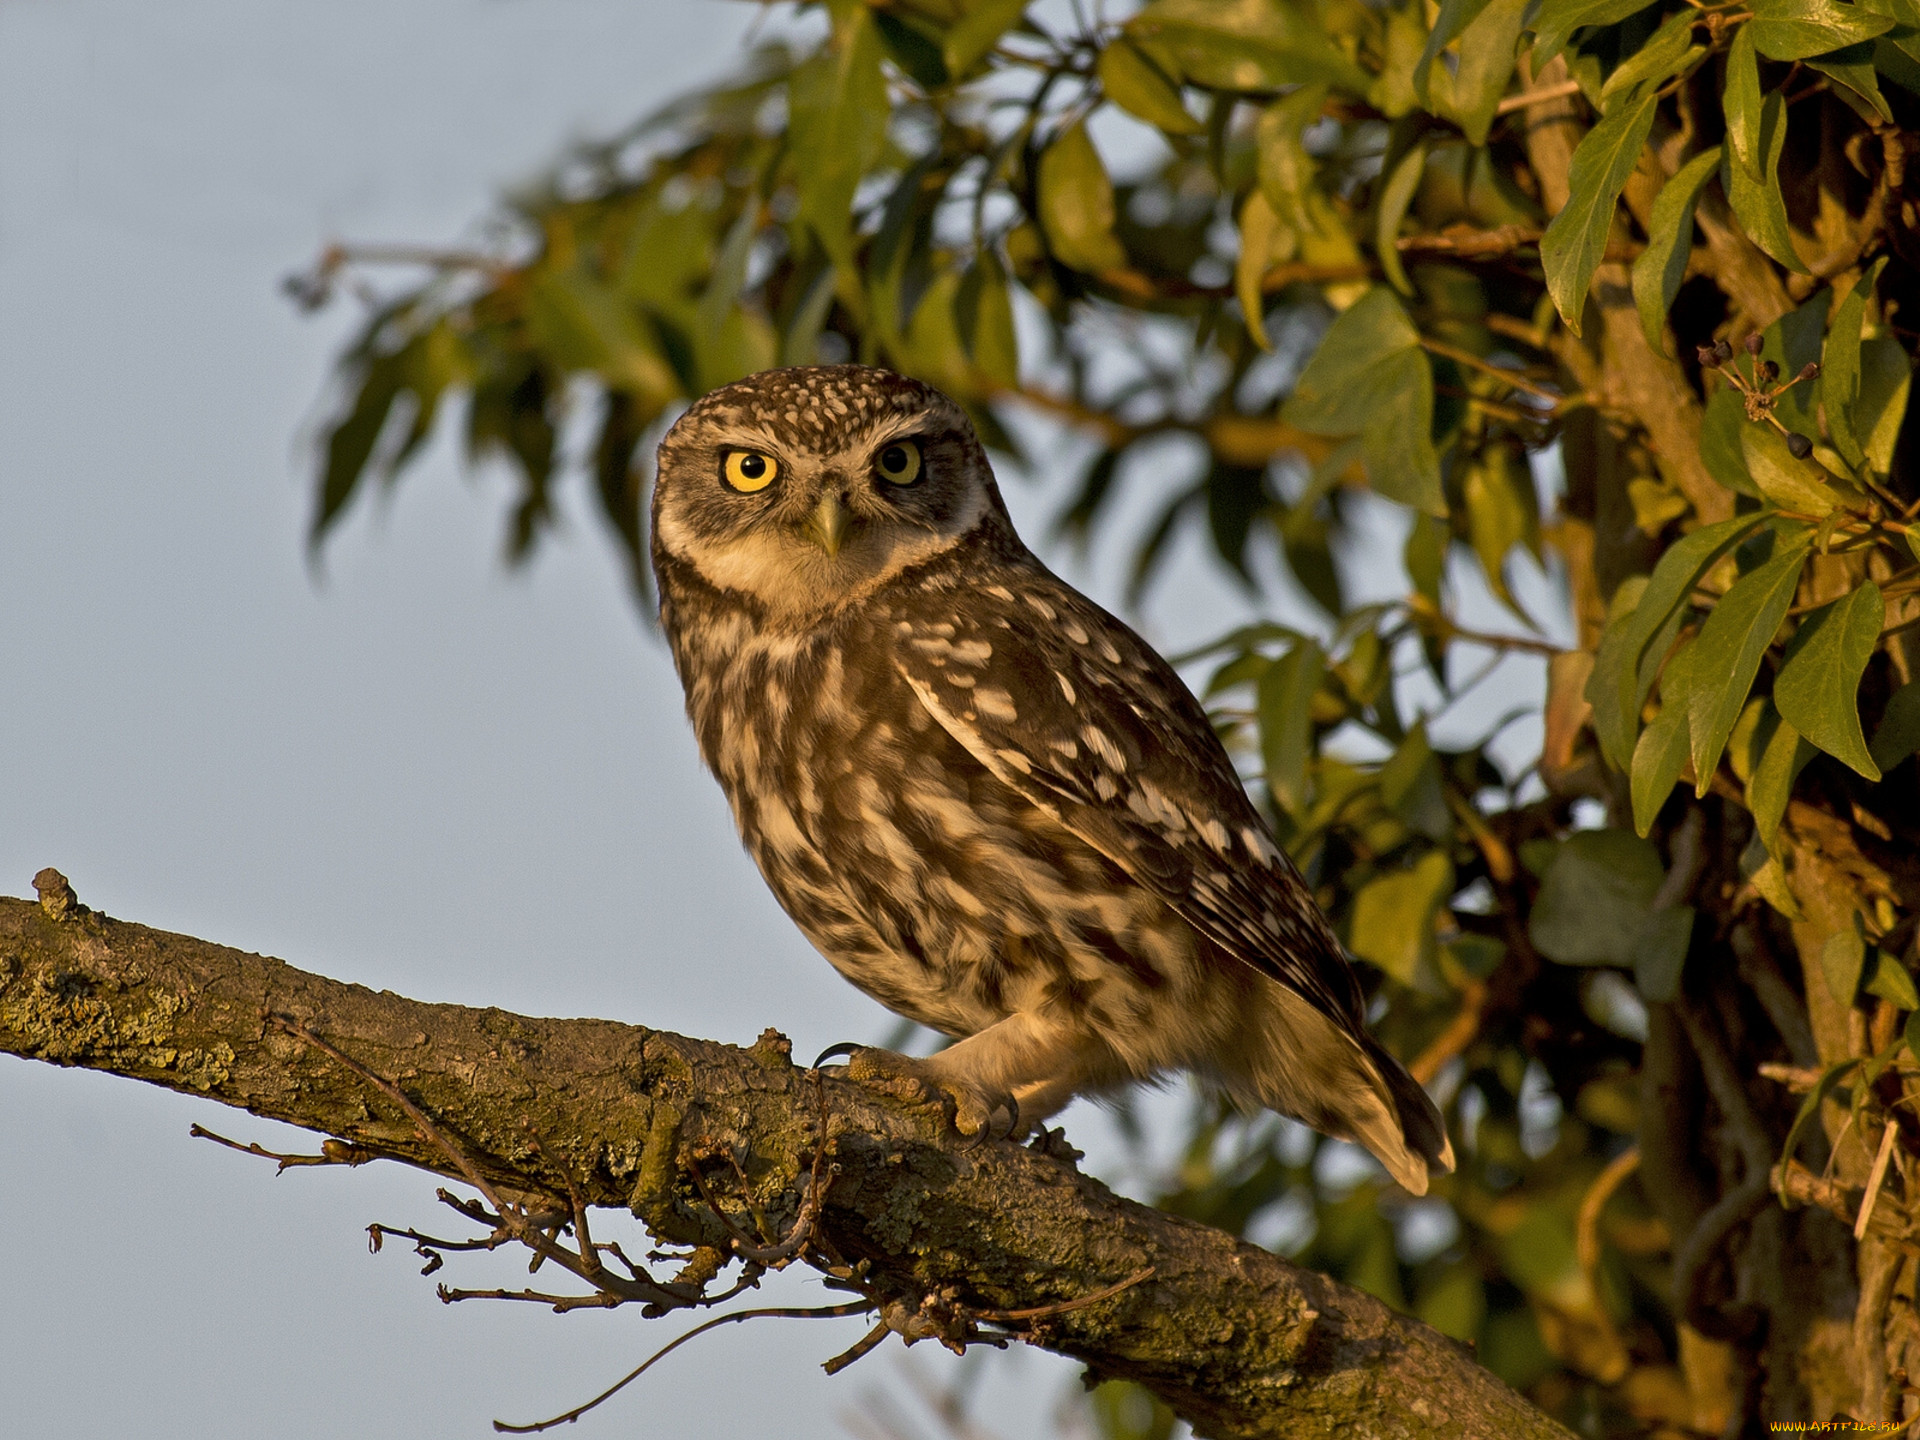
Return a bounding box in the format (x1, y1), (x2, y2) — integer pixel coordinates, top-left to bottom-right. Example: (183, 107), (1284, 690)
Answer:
(874, 440), (923, 486)
(723, 450), (779, 493)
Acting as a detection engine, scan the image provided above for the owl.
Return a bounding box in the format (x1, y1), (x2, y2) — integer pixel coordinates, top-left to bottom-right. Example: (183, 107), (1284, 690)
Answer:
(651, 365), (1453, 1194)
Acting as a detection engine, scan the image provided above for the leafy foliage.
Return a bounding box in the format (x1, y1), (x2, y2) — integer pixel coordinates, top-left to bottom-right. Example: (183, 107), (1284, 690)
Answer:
(296, 0), (1920, 1431)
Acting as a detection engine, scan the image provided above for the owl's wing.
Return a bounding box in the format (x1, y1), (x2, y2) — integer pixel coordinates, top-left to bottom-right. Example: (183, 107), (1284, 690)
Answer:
(883, 573), (1367, 1031)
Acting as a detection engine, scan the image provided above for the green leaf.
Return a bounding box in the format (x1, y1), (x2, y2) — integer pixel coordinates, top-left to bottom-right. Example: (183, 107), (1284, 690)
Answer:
(1635, 909), (1696, 1001)
(1601, 12), (1701, 109)
(1870, 679), (1920, 770)
(1126, 0), (1373, 92)
(1698, 385), (1763, 497)
(1632, 676), (1693, 836)
(789, 10), (890, 272)
(1685, 532), (1814, 792)
(1256, 84), (1329, 231)
(1747, 706), (1815, 851)
(1528, 828), (1664, 965)
(1371, 4), (1428, 116)
(954, 251), (1020, 389)
(1631, 147), (1722, 353)
(1414, 0), (1493, 103)
(1037, 120), (1128, 272)
(944, 0), (1028, 77)
(1444, 0), (1532, 144)
(1807, 42), (1894, 120)
(1739, 423), (1851, 515)
(1282, 287), (1444, 513)
(1097, 37), (1204, 133)
(779, 266), (839, 368)
(1774, 581), (1884, 778)
(1855, 336), (1913, 475)
(873, 10), (949, 88)
(1866, 948), (1920, 1010)
(1530, 0), (1659, 66)
(1374, 137), (1428, 296)
(1724, 25), (1764, 168)
(1378, 721), (1453, 841)
(314, 344), (406, 547)
(1463, 441), (1540, 613)
(1349, 849), (1455, 985)
(1541, 84), (1659, 333)
(1723, 86), (1807, 272)
(1259, 640), (1326, 815)
(1237, 190), (1288, 351)
(1586, 512), (1769, 768)
(1750, 0), (1894, 59)
(1824, 258), (1892, 470)
(1589, 578), (1651, 770)
(1866, 0), (1920, 62)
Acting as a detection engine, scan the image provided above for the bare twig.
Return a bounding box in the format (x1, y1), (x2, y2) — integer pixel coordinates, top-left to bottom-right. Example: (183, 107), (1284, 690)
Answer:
(190, 1122), (380, 1172)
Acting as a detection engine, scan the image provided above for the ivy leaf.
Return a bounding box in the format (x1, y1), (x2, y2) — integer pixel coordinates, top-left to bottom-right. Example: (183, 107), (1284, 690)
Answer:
(788, 10), (890, 272)
(1378, 721), (1453, 841)
(1631, 675), (1694, 836)
(1097, 38), (1204, 133)
(1724, 25), (1763, 167)
(1463, 441), (1540, 615)
(1807, 42), (1894, 120)
(1126, 0), (1372, 92)
(1600, 12), (1701, 110)
(1750, 0), (1894, 59)
(1684, 532), (1814, 793)
(1256, 84), (1329, 231)
(1529, 829), (1671, 967)
(944, 0), (1028, 77)
(1855, 336), (1913, 475)
(954, 251), (1020, 390)
(1740, 422), (1859, 515)
(1259, 640), (1326, 815)
(1374, 136), (1428, 296)
(1823, 257), (1891, 471)
(1866, 949), (1920, 1010)
(1037, 120), (1128, 273)
(315, 343), (406, 548)
(1722, 86), (1807, 272)
(1237, 191), (1288, 351)
(1698, 386), (1764, 497)
(1541, 83), (1659, 332)
(1530, 0), (1659, 65)
(1348, 850), (1455, 985)
(1446, 0), (1532, 144)
(1631, 147), (1722, 353)
(1586, 511), (1768, 768)
(1774, 580), (1884, 779)
(1747, 706), (1815, 851)
(1870, 679), (1920, 771)
(1414, 0), (1494, 104)
(1281, 287), (1444, 513)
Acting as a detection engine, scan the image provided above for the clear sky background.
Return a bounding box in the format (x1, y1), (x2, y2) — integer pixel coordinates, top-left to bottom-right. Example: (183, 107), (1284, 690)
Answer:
(0, 3), (1295, 1435)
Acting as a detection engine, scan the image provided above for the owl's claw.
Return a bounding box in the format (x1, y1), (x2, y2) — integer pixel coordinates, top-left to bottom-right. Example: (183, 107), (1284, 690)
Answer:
(839, 1047), (1018, 1142)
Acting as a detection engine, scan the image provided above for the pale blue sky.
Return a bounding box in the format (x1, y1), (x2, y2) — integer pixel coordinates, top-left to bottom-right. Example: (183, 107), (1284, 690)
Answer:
(0, 3), (1249, 1435)
(0, 3), (1559, 1435)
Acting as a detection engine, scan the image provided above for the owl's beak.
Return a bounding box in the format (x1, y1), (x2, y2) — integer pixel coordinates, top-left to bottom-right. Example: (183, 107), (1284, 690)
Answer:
(802, 492), (851, 558)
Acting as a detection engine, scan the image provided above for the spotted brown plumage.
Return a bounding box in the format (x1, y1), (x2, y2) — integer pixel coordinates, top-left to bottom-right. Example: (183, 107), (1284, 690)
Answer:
(651, 364), (1453, 1193)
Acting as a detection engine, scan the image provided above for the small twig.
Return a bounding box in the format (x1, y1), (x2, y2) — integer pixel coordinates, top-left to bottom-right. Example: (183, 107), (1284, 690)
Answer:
(969, 1266), (1155, 1322)
(1420, 336), (1564, 405)
(439, 1286), (626, 1312)
(823, 1319), (894, 1377)
(495, 1302), (874, 1433)
(1494, 79), (1584, 116)
(189, 1122), (380, 1173)
(1857, 1119), (1901, 1241)
(1576, 1148), (1644, 1278)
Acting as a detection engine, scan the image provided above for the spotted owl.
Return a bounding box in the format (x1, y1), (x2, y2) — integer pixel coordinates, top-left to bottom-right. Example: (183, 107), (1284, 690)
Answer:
(651, 365), (1453, 1194)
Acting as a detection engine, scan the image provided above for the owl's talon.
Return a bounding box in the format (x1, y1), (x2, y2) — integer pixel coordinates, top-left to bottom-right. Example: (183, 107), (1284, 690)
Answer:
(842, 1048), (1015, 1142)
(811, 1042), (862, 1070)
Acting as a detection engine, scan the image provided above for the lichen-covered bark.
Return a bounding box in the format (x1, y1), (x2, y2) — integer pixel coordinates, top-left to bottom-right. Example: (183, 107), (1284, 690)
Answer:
(0, 887), (1570, 1439)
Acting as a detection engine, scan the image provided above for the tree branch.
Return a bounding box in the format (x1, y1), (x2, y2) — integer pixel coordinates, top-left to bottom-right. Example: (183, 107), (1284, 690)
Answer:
(0, 884), (1572, 1439)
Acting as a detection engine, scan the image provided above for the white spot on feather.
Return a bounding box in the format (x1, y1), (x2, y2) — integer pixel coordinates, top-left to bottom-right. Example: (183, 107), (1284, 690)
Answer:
(1055, 671), (1077, 705)
(1081, 724), (1126, 772)
(975, 687), (1018, 723)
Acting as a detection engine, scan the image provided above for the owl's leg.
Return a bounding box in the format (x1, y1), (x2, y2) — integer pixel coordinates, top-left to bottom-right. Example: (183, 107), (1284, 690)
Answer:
(847, 1011), (1105, 1139)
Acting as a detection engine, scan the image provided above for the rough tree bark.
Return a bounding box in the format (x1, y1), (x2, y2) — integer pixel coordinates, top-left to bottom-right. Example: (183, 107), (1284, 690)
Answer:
(0, 879), (1570, 1439)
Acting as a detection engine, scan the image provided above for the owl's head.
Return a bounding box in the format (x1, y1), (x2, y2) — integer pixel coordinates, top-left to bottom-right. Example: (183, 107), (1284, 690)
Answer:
(652, 366), (1012, 619)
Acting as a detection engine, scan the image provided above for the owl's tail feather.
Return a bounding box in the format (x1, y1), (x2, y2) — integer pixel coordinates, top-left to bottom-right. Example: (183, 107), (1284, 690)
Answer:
(1234, 983), (1455, 1195)
(1355, 1037), (1456, 1196)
